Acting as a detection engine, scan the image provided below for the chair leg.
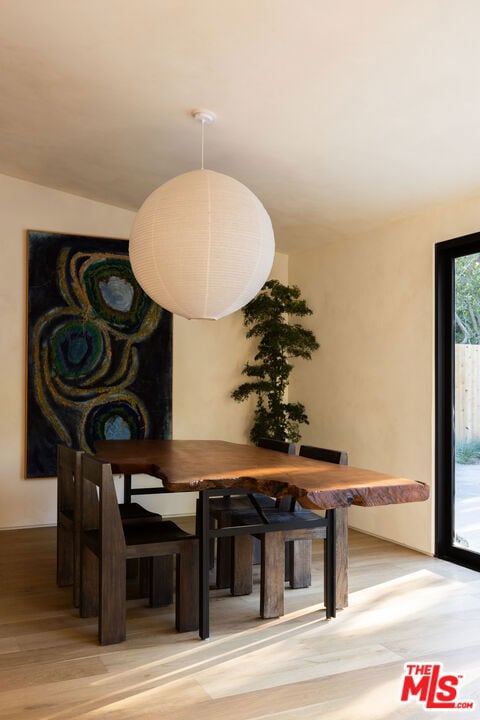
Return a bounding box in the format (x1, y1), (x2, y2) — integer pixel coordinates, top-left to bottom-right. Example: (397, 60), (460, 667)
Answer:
(215, 537), (232, 589)
(80, 545), (98, 618)
(334, 507), (348, 610)
(288, 539), (312, 588)
(125, 558), (142, 599)
(99, 555), (127, 645)
(73, 526), (81, 608)
(176, 541), (199, 632)
(231, 534), (253, 595)
(57, 523), (74, 587)
(231, 536), (310, 593)
(260, 533), (285, 618)
(284, 541), (291, 582)
(139, 557), (151, 598)
(252, 536), (262, 565)
(150, 556), (174, 607)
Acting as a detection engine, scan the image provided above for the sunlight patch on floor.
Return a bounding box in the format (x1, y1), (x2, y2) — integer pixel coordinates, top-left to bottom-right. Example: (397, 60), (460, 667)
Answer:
(194, 642), (401, 699)
(246, 677), (416, 720)
(340, 570), (465, 633)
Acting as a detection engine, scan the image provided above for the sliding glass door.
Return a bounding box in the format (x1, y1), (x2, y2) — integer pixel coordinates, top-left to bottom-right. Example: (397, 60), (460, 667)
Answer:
(436, 233), (480, 571)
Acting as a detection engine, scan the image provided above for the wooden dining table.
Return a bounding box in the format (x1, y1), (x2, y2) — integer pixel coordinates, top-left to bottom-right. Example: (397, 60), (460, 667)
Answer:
(95, 439), (430, 639)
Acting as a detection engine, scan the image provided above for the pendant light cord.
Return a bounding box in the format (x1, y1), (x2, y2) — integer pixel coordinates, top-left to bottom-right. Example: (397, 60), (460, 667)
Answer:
(193, 109), (215, 170)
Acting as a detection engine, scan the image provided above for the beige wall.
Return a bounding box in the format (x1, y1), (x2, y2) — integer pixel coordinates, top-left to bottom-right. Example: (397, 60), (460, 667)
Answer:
(0, 173), (287, 528)
(289, 192), (480, 555)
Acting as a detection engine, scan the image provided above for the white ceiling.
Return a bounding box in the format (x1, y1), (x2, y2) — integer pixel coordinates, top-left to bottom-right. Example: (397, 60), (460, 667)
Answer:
(2, 0), (480, 252)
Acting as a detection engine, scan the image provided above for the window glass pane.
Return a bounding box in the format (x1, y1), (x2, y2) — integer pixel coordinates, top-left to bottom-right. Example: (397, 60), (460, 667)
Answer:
(454, 253), (480, 554)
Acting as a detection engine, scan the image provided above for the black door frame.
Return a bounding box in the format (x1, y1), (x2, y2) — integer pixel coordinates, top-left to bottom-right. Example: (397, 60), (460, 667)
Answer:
(436, 231), (480, 571)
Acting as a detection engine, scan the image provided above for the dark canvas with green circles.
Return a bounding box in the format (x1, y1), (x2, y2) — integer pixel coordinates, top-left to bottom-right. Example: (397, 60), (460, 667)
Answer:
(26, 230), (172, 477)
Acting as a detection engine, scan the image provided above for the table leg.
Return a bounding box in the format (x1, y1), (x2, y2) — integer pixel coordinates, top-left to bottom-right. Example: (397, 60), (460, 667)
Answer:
(231, 534), (253, 596)
(260, 532), (285, 618)
(123, 474), (132, 504)
(198, 490), (210, 640)
(335, 507), (348, 609)
(324, 509), (336, 618)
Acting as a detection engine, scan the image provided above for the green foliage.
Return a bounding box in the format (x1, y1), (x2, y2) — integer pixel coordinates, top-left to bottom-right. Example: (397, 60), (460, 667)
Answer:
(455, 437), (480, 464)
(455, 254), (480, 344)
(231, 279), (319, 444)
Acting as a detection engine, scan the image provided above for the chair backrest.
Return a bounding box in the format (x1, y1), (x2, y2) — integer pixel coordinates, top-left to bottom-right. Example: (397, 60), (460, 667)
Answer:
(81, 455), (126, 554)
(57, 445), (83, 519)
(258, 438), (296, 455)
(299, 445), (349, 466)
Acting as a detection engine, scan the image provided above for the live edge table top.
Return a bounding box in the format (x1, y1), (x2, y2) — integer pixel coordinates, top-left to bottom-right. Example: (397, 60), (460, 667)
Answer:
(94, 439), (430, 511)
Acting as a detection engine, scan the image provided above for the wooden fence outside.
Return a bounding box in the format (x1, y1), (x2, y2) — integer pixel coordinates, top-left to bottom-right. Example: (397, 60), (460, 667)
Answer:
(455, 344), (480, 442)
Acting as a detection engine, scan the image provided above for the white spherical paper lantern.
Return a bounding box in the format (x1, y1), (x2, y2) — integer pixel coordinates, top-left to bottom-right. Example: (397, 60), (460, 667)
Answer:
(129, 168), (275, 320)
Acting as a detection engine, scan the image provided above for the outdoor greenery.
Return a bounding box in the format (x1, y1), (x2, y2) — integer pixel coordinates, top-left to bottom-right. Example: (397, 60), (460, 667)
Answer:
(455, 437), (480, 464)
(455, 254), (480, 465)
(455, 253), (480, 344)
(231, 279), (319, 444)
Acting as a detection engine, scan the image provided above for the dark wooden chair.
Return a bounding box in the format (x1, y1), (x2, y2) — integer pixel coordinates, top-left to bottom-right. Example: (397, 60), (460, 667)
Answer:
(229, 444), (349, 619)
(299, 445), (348, 466)
(256, 438), (296, 454)
(56, 445), (161, 608)
(79, 455), (198, 645)
(211, 438), (295, 589)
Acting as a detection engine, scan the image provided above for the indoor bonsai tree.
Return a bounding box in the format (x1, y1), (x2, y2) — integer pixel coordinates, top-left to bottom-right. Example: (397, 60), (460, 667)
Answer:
(232, 279), (319, 444)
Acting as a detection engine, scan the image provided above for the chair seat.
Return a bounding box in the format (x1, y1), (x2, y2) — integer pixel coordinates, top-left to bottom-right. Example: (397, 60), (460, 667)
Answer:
(209, 493), (302, 517)
(123, 520), (195, 545)
(230, 507), (327, 531)
(208, 493), (275, 515)
(119, 502), (160, 520)
(84, 519), (194, 549)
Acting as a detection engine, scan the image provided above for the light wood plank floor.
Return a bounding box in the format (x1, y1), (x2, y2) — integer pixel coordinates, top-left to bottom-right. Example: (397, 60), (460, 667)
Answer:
(1, 525), (479, 720)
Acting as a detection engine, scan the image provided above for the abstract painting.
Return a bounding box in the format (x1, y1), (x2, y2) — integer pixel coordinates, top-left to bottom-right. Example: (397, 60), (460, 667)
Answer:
(26, 230), (172, 477)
